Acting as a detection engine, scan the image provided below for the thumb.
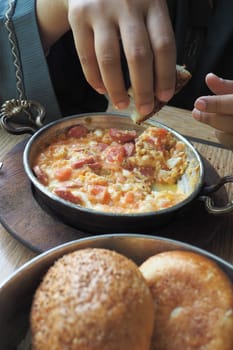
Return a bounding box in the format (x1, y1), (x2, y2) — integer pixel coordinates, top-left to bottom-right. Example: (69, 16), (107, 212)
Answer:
(205, 73), (233, 95)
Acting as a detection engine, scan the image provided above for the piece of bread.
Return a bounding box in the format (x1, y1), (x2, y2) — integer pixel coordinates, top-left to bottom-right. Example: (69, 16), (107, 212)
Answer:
(30, 248), (154, 350)
(139, 250), (233, 350)
(129, 65), (192, 124)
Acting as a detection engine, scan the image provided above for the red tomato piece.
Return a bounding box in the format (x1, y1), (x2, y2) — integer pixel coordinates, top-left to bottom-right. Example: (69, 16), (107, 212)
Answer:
(33, 165), (49, 186)
(145, 129), (169, 152)
(140, 166), (154, 177)
(55, 167), (72, 181)
(123, 142), (135, 157)
(88, 161), (102, 170)
(90, 185), (105, 195)
(54, 187), (81, 204)
(124, 191), (135, 204)
(96, 143), (108, 151)
(156, 129), (170, 150)
(56, 180), (82, 188)
(156, 128), (168, 137)
(90, 185), (111, 204)
(67, 125), (88, 138)
(72, 156), (95, 169)
(109, 128), (137, 144)
(146, 137), (156, 147)
(105, 145), (125, 163)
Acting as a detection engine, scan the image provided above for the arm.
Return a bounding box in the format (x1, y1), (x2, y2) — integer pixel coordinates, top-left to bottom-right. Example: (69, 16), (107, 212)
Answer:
(36, 0), (69, 52)
(192, 73), (233, 149)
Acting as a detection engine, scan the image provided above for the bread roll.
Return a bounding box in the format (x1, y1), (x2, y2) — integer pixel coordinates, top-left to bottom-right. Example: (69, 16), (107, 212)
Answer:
(30, 248), (154, 350)
(140, 250), (233, 350)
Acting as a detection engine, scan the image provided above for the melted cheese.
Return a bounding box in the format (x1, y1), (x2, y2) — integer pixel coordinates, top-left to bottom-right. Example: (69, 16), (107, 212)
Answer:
(33, 125), (189, 213)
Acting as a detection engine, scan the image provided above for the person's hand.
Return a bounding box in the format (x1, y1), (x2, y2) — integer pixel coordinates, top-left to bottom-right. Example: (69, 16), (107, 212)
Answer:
(192, 73), (233, 149)
(67, 0), (176, 117)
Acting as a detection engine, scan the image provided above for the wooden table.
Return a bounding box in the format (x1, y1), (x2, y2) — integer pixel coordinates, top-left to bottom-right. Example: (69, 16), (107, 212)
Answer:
(0, 105), (233, 286)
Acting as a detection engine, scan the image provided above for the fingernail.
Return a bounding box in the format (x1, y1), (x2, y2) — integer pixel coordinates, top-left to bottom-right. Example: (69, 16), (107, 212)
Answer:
(96, 87), (107, 94)
(138, 103), (154, 116)
(157, 89), (174, 102)
(192, 108), (201, 121)
(115, 101), (129, 110)
(195, 98), (207, 111)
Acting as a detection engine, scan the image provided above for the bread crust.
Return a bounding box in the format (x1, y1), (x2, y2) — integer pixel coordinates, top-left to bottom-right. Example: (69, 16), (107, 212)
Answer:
(30, 248), (154, 350)
(140, 250), (233, 350)
(129, 65), (192, 124)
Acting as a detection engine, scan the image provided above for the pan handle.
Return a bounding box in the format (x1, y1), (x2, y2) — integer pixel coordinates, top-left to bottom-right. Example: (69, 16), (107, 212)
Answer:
(198, 175), (233, 214)
(0, 99), (45, 135)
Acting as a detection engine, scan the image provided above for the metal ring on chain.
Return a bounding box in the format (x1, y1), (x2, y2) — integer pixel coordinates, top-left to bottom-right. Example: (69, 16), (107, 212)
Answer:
(0, 99), (45, 134)
(1, 0), (46, 134)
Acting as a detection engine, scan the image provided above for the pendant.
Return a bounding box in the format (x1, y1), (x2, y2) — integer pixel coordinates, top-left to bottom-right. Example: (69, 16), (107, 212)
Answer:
(0, 99), (45, 135)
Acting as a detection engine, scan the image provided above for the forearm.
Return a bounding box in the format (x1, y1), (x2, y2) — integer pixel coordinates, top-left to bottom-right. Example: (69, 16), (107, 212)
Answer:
(36, 0), (69, 52)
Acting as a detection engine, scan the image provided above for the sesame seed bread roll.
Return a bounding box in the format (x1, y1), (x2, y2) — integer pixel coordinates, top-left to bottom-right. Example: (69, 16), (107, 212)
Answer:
(30, 248), (154, 350)
(140, 250), (233, 350)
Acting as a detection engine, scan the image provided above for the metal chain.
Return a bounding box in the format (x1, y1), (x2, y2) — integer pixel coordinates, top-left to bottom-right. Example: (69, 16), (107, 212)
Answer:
(0, 0), (46, 133)
(4, 0), (26, 100)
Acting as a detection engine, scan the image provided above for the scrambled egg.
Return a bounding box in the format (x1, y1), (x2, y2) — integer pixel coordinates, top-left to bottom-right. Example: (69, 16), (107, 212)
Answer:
(33, 124), (188, 213)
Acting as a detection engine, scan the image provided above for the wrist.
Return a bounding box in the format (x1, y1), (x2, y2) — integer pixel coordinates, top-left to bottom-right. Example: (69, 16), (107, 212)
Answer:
(36, 0), (70, 52)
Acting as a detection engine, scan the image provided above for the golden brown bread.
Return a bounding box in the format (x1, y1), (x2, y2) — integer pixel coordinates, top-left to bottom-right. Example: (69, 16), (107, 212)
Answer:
(129, 65), (192, 124)
(30, 248), (154, 350)
(140, 250), (233, 350)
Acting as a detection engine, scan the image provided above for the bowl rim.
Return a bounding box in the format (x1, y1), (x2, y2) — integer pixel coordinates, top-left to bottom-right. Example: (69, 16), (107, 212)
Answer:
(1, 233), (232, 290)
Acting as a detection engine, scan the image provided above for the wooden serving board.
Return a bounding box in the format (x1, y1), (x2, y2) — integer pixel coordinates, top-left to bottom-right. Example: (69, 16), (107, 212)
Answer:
(0, 139), (231, 253)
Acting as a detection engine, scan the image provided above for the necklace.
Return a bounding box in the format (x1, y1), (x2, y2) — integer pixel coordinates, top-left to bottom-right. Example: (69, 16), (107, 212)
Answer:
(0, 0), (45, 134)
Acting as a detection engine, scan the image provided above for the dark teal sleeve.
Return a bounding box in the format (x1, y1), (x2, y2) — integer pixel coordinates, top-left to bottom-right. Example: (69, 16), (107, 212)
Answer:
(0, 0), (61, 123)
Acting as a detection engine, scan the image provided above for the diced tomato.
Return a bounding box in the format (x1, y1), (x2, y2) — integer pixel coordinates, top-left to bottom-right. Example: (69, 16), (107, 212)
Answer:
(140, 166), (154, 177)
(124, 191), (135, 204)
(122, 161), (134, 171)
(156, 128), (168, 137)
(72, 159), (88, 169)
(105, 145), (125, 164)
(156, 129), (170, 151)
(55, 167), (72, 181)
(145, 128), (169, 150)
(89, 185), (104, 195)
(123, 142), (135, 157)
(109, 128), (137, 144)
(88, 161), (102, 170)
(96, 143), (108, 151)
(72, 156), (95, 169)
(33, 165), (49, 186)
(56, 180), (82, 188)
(100, 190), (111, 204)
(54, 187), (81, 204)
(146, 137), (156, 147)
(89, 185), (111, 204)
(67, 125), (88, 138)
